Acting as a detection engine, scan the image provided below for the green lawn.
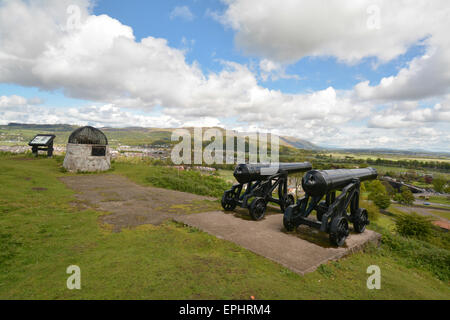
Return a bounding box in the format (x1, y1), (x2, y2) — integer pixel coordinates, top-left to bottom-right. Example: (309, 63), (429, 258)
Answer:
(428, 209), (450, 221)
(0, 154), (449, 299)
(216, 169), (235, 183)
(392, 203), (450, 221)
(112, 160), (231, 198)
(428, 196), (450, 206)
(0, 126), (174, 148)
(364, 164), (450, 180)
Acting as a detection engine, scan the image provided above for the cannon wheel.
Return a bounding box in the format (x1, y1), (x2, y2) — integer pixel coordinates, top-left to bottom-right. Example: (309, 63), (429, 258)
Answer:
(280, 194), (295, 212)
(249, 197), (267, 221)
(221, 191), (236, 211)
(353, 208), (368, 233)
(329, 216), (349, 246)
(283, 205), (296, 231)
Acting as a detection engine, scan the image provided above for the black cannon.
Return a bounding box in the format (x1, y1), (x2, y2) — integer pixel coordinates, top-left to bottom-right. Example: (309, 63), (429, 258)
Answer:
(222, 162), (312, 220)
(283, 167), (377, 246)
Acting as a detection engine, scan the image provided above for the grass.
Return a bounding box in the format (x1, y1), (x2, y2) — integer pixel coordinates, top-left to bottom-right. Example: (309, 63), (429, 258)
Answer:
(410, 181), (433, 189)
(428, 209), (450, 221)
(373, 206), (450, 281)
(371, 165), (450, 180)
(381, 232), (450, 282)
(0, 126), (174, 148)
(428, 196), (450, 206)
(0, 154), (449, 299)
(112, 161), (232, 198)
(326, 151), (450, 163)
(216, 169), (235, 183)
(392, 203), (450, 221)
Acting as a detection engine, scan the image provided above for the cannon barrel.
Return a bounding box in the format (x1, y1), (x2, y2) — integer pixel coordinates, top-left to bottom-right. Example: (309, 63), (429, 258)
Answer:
(302, 167), (377, 197)
(233, 162), (312, 184)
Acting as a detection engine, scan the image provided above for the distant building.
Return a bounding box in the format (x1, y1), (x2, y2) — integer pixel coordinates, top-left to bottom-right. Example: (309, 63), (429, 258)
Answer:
(193, 166), (216, 172)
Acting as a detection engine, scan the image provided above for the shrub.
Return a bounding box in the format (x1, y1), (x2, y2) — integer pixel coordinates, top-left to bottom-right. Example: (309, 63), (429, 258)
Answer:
(393, 192), (403, 203)
(432, 176), (447, 193)
(401, 187), (415, 204)
(360, 182), (366, 193)
(394, 187), (415, 205)
(394, 213), (434, 240)
(381, 181), (396, 196)
(364, 180), (387, 195)
(372, 192), (391, 210)
(360, 199), (380, 222)
(381, 232), (450, 281)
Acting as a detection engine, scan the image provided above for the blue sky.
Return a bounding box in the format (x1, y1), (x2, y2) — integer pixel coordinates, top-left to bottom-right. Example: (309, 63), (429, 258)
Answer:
(94, 0), (427, 93)
(0, 0), (449, 151)
(3, 0), (426, 104)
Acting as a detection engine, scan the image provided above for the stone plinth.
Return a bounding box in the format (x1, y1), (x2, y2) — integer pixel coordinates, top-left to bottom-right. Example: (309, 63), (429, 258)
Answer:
(63, 143), (110, 172)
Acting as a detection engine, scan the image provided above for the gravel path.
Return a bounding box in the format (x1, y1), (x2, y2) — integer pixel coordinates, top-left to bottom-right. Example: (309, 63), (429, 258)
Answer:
(60, 174), (216, 232)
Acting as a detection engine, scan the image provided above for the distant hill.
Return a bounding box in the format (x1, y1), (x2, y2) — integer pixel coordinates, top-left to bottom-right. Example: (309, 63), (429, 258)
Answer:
(334, 148), (450, 158)
(4, 123), (446, 156)
(179, 127), (320, 150)
(1, 123), (321, 150)
(6, 123), (76, 131)
(279, 136), (321, 150)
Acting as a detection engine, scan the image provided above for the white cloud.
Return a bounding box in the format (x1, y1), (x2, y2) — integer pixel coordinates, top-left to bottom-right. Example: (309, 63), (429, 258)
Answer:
(259, 59), (300, 81)
(0, 1), (368, 135)
(355, 46), (450, 101)
(0, 95), (28, 107)
(217, 0), (449, 64)
(314, 125), (447, 151)
(368, 114), (413, 129)
(170, 5), (195, 21)
(368, 96), (450, 129)
(217, 0), (450, 102)
(0, 96), (183, 128)
(0, 95), (43, 108)
(0, 0), (449, 151)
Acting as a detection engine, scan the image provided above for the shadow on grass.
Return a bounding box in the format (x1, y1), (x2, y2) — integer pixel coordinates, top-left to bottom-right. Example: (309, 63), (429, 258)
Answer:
(380, 209), (396, 217)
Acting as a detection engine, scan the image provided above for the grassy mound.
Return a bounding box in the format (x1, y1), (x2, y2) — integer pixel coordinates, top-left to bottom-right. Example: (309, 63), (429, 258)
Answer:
(0, 154), (449, 299)
(112, 160), (231, 198)
(145, 167), (230, 198)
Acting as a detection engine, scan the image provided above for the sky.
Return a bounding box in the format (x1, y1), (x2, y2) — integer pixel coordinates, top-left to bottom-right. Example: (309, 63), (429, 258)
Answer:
(0, 0), (449, 151)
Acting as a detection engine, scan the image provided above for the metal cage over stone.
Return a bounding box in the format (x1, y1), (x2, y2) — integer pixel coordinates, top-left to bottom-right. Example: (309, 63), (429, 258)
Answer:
(68, 126), (108, 145)
(63, 126), (111, 172)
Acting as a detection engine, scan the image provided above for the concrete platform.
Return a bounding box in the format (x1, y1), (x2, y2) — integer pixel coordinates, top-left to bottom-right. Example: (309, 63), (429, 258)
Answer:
(174, 212), (381, 275)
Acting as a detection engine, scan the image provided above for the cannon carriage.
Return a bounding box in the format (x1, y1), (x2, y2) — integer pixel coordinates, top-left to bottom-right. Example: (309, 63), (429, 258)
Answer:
(221, 162), (312, 220)
(283, 168), (377, 246)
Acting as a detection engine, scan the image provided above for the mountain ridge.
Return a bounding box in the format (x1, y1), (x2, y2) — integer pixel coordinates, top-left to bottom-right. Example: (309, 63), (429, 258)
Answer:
(2, 123), (447, 156)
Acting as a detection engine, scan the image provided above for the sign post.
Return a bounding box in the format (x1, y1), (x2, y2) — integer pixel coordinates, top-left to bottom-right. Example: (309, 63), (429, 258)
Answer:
(28, 134), (56, 157)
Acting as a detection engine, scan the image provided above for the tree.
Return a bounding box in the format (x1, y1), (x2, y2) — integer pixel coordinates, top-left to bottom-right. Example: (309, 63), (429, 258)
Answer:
(381, 181), (396, 196)
(432, 176), (448, 193)
(398, 186), (415, 205)
(365, 180), (386, 196)
(373, 192), (391, 210)
(393, 193), (404, 203)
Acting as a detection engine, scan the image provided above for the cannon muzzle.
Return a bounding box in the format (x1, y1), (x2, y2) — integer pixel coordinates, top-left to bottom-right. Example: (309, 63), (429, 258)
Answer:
(233, 162), (312, 184)
(302, 167), (377, 197)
